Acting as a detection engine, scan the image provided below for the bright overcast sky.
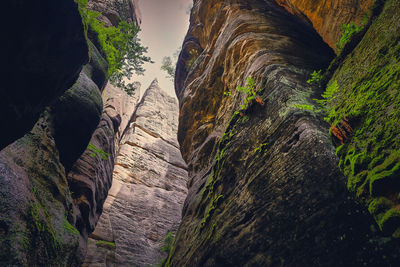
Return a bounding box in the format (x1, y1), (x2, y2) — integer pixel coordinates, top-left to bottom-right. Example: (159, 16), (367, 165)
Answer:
(135, 0), (192, 98)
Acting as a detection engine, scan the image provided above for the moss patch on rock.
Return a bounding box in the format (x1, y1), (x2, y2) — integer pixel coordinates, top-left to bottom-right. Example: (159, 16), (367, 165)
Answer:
(327, 0), (400, 237)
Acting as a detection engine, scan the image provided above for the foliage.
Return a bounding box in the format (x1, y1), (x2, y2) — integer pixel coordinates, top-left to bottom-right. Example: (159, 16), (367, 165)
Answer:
(293, 104), (314, 111)
(88, 143), (110, 160)
(160, 232), (175, 253)
(161, 48), (181, 81)
(337, 22), (364, 51)
(186, 49), (199, 69)
(161, 56), (176, 81)
(224, 91), (232, 97)
(313, 80), (339, 122)
(307, 70), (323, 86)
(96, 240), (116, 248)
(237, 77), (263, 110)
(75, 0), (152, 95)
(329, 1), (400, 237)
(156, 232), (176, 267)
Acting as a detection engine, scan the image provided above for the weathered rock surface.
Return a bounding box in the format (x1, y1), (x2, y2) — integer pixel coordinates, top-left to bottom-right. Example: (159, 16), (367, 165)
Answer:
(53, 71), (103, 173)
(68, 82), (141, 262)
(0, 0), (143, 265)
(327, 0), (400, 242)
(83, 80), (188, 267)
(168, 0), (400, 266)
(88, 0), (141, 26)
(274, 0), (375, 50)
(1, 0), (88, 150)
(0, 110), (81, 266)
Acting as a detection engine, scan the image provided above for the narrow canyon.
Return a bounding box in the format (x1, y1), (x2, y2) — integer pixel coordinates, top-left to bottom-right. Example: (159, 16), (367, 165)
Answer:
(1, 0), (400, 266)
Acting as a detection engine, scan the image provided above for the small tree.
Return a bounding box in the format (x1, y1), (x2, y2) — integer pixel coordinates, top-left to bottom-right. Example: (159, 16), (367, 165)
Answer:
(76, 0), (152, 95)
(161, 56), (176, 81)
(160, 47), (181, 81)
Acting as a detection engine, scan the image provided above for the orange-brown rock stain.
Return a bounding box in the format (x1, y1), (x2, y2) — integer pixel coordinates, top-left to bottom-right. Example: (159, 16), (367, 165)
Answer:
(274, 0), (375, 51)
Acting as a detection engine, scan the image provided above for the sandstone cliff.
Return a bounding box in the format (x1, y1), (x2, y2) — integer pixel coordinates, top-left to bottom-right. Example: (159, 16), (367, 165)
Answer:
(168, 0), (400, 265)
(274, 0), (375, 50)
(1, 0), (88, 150)
(2, 0), (400, 266)
(0, 0), (142, 265)
(83, 79), (188, 267)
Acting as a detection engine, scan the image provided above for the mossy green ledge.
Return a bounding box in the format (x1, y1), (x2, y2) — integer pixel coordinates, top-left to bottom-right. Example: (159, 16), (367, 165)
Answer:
(327, 0), (400, 238)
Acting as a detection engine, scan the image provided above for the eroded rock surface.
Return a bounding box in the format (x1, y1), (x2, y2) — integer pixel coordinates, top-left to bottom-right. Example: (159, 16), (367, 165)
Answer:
(0, 111), (81, 266)
(1, 0), (88, 150)
(274, 0), (375, 50)
(83, 80), (188, 267)
(68, 82), (141, 262)
(0, 0), (143, 265)
(168, 0), (400, 266)
(88, 0), (141, 26)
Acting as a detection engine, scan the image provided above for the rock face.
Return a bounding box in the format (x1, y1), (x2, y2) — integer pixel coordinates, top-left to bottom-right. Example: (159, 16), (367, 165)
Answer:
(1, 0), (88, 151)
(327, 0), (400, 242)
(83, 80), (188, 267)
(274, 0), (375, 50)
(0, 110), (81, 266)
(88, 0), (141, 26)
(167, 0), (400, 266)
(0, 0), (143, 265)
(68, 82), (141, 262)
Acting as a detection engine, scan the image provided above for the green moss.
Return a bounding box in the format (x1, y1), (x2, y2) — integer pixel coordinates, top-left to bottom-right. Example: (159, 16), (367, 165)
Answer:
(27, 200), (62, 263)
(328, 0), (400, 238)
(253, 142), (269, 154)
(368, 152), (400, 196)
(200, 195), (224, 230)
(88, 143), (111, 159)
(293, 104), (314, 111)
(64, 220), (80, 236)
(307, 70), (323, 86)
(160, 231), (175, 253)
(95, 240), (116, 248)
(337, 22), (364, 51)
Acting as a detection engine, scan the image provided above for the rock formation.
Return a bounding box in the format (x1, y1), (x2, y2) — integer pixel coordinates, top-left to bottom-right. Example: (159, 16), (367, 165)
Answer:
(1, 0), (88, 150)
(83, 79), (188, 267)
(167, 0), (400, 266)
(274, 0), (375, 50)
(0, 0), (142, 265)
(2, 0), (400, 266)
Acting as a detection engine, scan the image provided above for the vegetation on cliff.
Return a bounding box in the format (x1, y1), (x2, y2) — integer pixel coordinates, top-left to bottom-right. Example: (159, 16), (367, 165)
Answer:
(76, 0), (152, 95)
(313, 0), (400, 238)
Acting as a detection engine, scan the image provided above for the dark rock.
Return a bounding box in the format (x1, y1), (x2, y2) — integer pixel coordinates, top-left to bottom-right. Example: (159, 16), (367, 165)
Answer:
(82, 41), (109, 91)
(52, 71), (103, 173)
(1, 0), (88, 150)
(168, 0), (400, 266)
(0, 110), (80, 266)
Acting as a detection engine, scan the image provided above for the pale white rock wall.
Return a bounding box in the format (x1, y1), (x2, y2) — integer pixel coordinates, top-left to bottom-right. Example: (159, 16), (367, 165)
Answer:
(83, 79), (188, 267)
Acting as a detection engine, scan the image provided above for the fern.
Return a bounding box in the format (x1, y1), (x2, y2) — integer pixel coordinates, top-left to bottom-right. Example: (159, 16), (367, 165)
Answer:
(88, 143), (111, 160)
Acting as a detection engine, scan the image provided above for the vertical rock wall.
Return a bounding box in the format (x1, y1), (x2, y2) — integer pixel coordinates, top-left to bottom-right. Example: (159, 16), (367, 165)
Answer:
(1, 0), (88, 150)
(0, 0), (143, 265)
(83, 80), (188, 267)
(273, 0), (375, 50)
(168, 0), (400, 266)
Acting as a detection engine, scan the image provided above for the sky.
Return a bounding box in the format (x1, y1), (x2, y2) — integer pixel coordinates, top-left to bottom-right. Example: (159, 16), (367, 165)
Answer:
(135, 0), (192, 97)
